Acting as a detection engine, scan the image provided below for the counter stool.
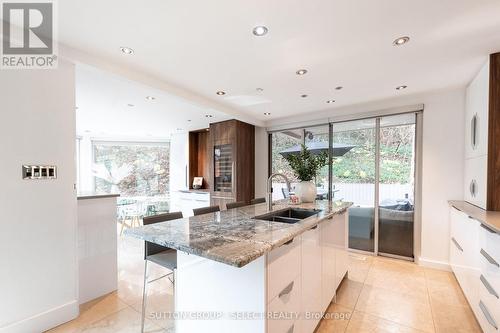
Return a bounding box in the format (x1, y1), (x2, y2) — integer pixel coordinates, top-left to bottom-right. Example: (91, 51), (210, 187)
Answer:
(141, 211), (183, 333)
(193, 205), (220, 216)
(226, 201), (246, 209)
(250, 197), (266, 204)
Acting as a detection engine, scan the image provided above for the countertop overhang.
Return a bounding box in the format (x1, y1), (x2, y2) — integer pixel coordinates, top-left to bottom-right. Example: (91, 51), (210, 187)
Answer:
(77, 192), (121, 200)
(449, 200), (500, 234)
(125, 200), (352, 267)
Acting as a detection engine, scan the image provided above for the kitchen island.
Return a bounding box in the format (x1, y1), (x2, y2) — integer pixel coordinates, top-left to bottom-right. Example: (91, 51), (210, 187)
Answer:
(126, 200), (351, 333)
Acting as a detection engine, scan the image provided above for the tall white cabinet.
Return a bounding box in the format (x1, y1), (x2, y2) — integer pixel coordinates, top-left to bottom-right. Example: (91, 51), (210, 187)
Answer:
(464, 60), (490, 209)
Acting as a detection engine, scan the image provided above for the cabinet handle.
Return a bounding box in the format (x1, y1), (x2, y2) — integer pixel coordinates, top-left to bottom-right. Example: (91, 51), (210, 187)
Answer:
(481, 223), (497, 234)
(451, 237), (463, 252)
(310, 225), (318, 230)
(480, 248), (500, 267)
(279, 281), (294, 299)
(471, 114), (478, 149)
(480, 275), (499, 299)
(470, 179), (477, 198)
(287, 324), (295, 333)
(283, 238), (294, 246)
(479, 300), (498, 330)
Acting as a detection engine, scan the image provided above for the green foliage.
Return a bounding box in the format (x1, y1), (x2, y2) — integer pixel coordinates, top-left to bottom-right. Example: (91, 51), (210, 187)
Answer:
(283, 144), (328, 181)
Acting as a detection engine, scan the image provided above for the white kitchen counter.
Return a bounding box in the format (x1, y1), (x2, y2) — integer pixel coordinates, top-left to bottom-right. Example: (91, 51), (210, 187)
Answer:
(77, 193), (119, 304)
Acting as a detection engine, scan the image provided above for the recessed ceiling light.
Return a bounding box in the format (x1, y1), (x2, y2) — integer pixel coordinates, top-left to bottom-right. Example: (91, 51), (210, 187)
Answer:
(176, 128), (183, 131)
(296, 69), (308, 75)
(335, 86), (343, 90)
(256, 88), (264, 92)
(127, 103), (134, 107)
(216, 91), (226, 96)
(264, 112), (271, 116)
(396, 85), (408, 90)
(120, 46), (134, 55)
(252, 26), (268, 36)
(205, 114), (213, 118)
(187, 119), (192, 122)
(145, 96), (155, 101)
(326, 100), (335, 104)
(301, 94), (308, 98)
(393, 36), (410, 46)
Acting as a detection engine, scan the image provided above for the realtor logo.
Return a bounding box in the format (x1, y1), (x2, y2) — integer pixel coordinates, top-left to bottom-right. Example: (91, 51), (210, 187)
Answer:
(1, 0), (57, 69)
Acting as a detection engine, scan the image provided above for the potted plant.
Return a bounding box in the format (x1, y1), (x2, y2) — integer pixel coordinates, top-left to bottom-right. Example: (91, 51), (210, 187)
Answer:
(283, 144), (328, 202)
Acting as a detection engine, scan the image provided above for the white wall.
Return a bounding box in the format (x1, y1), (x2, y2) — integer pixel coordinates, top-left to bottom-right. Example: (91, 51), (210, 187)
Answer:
(170, 132), (189, 192)
(263, 87), (466, 269)
(0, 61), (78, 331)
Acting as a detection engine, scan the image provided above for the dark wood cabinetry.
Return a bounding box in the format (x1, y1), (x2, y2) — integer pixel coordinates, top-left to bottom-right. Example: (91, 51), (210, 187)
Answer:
(209, 120), (255, 207)
(188, 129), (210, 190)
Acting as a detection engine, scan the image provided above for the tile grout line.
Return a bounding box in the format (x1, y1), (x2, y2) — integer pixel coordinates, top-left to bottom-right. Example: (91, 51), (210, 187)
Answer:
(423, 269), (438, 333)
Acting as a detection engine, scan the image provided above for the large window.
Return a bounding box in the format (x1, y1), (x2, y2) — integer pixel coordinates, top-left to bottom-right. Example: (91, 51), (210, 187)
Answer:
(92, 141), (170, 197)
(269, 112), (420, 259)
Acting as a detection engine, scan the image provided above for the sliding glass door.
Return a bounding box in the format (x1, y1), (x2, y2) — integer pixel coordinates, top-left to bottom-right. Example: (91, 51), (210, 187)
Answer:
(333, 114), (417, 258)
(332, 119), (376, 253)
(268, 112), (419, 259)
(377, 114), (416, 258)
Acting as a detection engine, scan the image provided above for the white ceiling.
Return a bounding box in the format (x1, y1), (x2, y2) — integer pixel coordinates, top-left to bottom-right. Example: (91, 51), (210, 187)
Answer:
(75, 64), (230, 138)
(61, 0), (500, 122)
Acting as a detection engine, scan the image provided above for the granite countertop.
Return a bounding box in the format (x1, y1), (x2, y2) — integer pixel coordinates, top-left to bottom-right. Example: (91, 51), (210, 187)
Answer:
(77, 192), (120, 200)
(449, 200), (500, 234)
(125, 200), (352, 267)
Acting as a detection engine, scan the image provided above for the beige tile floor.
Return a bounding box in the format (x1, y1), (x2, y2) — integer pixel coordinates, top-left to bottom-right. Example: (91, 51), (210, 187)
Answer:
(47, 234), (481, 333)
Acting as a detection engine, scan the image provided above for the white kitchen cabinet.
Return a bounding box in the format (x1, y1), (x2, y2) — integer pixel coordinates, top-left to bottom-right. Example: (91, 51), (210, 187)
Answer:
(465, 60), (490, 159)
(268, 275), (301, 333)
(267, 236), (302, 303)
(320, 217), (336, 311)
(449, 204), (500, 333)
(464, 155), (488, 209)
(301, 225), (323, 333)
(170, 190), (210, 217)
(332, 213), (348, 290)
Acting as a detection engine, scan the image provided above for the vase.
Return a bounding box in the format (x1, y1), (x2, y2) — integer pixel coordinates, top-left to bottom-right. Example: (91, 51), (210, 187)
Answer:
(294, 181), (317, 203)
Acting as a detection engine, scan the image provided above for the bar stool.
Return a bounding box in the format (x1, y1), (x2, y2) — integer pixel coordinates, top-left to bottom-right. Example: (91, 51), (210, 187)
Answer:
(226, 201), (246, 209)
(193, 205), (220, 216)
(141, 211), (183, 332)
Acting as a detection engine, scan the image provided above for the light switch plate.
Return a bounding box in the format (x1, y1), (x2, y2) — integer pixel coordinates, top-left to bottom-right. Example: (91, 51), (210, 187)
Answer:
(23, 165), (57, 179)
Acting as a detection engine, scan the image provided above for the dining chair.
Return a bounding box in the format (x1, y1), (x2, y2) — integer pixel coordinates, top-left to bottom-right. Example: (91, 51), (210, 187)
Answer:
(141, 211), (183, 332)
(226, 201), (246, 209)
(193, 205), (220, 216)
(250, 197), (266, 205)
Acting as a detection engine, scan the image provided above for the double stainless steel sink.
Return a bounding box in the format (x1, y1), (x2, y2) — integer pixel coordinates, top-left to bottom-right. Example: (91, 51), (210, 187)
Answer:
(252, 208), (322, 224)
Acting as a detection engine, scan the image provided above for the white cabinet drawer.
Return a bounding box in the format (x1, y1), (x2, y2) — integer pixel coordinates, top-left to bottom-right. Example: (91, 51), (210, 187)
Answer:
(479, 225), (500, 293)
(479, 274), (500, 319)
(268, 276), (301, 333)
(478, 298), (499, 333)
(267, 236), (301, 303)
(464, 156), (488, 209)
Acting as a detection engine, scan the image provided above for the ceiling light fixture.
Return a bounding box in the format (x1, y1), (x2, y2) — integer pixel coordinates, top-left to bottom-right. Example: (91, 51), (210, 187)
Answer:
(393, 36), (410, 46)
(120, 46), (134, 55)
(252, 26), (268, 36)
(301, 94), (308, 98)
(296, 69), (308, 75)
(256, 88), (264, 92)
(326, 100), (335, 104)
(176, 128), (183, 131)
(396, 85), (408, 90)
(187, 119), (192, 122)
(205, 114), (213, 118)
(264, 112), (271, 116)
(145, 96), (155, 101)
(127, 103), (134, 107)
(335, 86), (343, 90)
(216, 91), (226, 96)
